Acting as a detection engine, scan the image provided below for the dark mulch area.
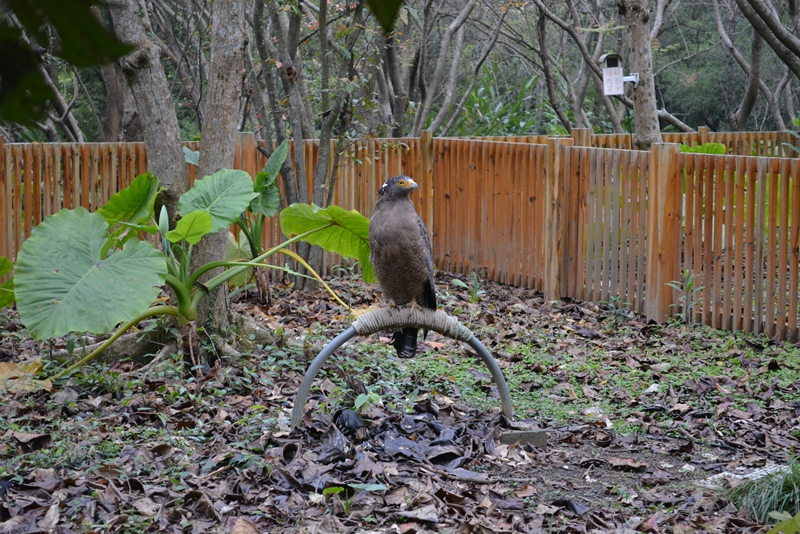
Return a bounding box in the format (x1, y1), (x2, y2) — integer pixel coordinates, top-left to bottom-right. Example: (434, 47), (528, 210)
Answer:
(1, 272), (799, 532)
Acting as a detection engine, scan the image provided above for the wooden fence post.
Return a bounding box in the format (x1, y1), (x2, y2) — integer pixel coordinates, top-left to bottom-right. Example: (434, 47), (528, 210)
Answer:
(570, 127), (592, 147)
(544, 137), (573, 301)
(420, 130), (434, 233)
(697, 125), (709, 145)
(645, 143), (682, 322)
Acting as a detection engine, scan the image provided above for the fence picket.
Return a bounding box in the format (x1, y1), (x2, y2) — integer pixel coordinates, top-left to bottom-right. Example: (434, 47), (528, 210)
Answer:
(732, 156), (746, 331)
(765, 160), (779, 337)
(789, 159), (800, 341)
(776, 158), (790, 340)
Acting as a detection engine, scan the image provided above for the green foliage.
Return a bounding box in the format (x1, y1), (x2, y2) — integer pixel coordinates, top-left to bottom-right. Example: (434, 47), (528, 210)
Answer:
(182, 147), (200, 166)
(14, 208), (167, 340)
(251, 140), (288, 218)
(365, 0), (404, 32)
(666, 270), (704, 327)
(11, 169), (361, 377)
(166, 211), (213, 245)
(767, 511), (800, 534)
(443, 66), (542, 136)
(726, 457), (800, 524)
(354, 391), (381, 412)
(225, 231), (253, 288)
(97, 172), (160, 226)
(0, 0), (133, 124)
(280, 203), (375, 283)
(680, 142), (727, 154)
(0, 257), (14, 309)
(237, 140), (288, 264)
(451, 272), (485, 303)
(178, 169), (257, 233)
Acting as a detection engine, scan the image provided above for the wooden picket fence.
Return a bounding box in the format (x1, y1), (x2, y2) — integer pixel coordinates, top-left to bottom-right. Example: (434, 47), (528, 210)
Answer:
(2, 129), (800, 340)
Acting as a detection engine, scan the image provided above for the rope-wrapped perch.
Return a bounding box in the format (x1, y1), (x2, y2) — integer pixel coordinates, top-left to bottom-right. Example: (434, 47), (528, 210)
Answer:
(290, 307), (513, 426)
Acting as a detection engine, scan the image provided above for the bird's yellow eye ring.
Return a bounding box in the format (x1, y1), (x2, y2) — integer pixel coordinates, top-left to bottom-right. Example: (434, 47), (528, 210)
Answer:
(397, 180), (406, 186)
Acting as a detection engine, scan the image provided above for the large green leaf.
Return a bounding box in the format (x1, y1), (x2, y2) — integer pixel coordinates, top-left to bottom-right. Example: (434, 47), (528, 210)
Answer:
(167, 211), (213, 245)
(183, 146), (200, 166)
(14, 208), (167, 340)
(226, 231), (253, 288)
(98, 172), (160, 225)
(251, 140), (288, 217)
(280, 203), (375, 283)
(366, 0), (404, 32)
(178, 169), (257, 233)
(680, 142), (727, 154)
(250, 173), (280, 217)
(260, 139), (289, 186)
(0, 257), (14, 309)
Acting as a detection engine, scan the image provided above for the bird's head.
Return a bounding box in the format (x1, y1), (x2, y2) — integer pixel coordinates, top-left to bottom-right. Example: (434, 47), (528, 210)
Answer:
(377, 175), (418, 199)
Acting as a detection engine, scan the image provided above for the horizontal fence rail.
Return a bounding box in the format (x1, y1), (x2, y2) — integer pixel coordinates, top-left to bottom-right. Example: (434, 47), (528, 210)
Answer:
(3, 128), (800, 341)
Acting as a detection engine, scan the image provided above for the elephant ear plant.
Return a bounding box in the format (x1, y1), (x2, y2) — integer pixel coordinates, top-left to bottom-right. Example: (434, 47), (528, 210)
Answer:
(11, 169), (373, 381)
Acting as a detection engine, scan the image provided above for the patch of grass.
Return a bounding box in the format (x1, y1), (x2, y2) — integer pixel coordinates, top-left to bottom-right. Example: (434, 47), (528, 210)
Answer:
(726, 457), (800, 523)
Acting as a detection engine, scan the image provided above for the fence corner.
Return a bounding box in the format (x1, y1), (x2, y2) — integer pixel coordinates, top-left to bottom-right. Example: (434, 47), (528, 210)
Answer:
(697, 125), (709, 145)
(645, 143), (682, 323)
(570, 128), (591, 147)
(544, 136), (574, 301)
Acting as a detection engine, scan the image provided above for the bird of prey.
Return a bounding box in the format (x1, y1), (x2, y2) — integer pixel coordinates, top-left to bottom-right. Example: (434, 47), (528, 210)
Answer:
(369, 175), (437, 358)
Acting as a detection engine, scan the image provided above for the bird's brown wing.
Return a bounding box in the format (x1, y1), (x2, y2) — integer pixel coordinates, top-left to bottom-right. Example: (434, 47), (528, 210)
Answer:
(417, 215), (436, 311)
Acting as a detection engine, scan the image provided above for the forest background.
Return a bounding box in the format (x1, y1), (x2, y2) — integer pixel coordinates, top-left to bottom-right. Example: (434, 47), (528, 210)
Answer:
(3, 0), (797, 147)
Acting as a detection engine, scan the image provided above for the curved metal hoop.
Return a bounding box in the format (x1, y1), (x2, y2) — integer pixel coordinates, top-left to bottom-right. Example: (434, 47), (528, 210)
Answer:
(290, 308), (514, 426)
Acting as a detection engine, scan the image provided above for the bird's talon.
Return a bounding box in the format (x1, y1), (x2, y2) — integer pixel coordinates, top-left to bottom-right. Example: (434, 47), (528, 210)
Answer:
(408, 301), (423, 316)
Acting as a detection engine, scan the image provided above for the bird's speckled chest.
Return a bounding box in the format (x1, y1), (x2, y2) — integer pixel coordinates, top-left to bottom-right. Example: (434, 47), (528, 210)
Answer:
(369, 198), (431, 305)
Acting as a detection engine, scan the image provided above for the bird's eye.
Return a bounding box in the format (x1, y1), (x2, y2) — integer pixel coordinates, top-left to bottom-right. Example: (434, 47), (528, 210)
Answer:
(397, 180), (406, 186)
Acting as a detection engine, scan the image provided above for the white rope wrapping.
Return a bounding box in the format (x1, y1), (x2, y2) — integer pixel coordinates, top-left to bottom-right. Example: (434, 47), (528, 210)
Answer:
(351, 307), (473, 342)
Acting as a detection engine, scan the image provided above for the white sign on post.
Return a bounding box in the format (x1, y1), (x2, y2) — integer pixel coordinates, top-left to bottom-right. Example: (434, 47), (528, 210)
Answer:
(603, 67), (624, 96)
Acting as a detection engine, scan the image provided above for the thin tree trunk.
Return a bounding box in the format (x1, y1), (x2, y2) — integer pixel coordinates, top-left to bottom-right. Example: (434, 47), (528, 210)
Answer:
(250, 0), (298, 207)
(728, 30), (763, 131)
(618, 0), (662, 150)
(538, 12), (571, 133)
(192, 0), (246, 327)
(108, 0), (188, 218)
(410, 0), (477, 137)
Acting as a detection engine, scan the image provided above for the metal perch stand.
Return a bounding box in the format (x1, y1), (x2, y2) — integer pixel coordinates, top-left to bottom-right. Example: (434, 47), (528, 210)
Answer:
(290, 307), (514, 426)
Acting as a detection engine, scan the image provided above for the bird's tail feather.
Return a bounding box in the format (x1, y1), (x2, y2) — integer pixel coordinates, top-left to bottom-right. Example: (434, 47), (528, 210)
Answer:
(392, 327), (418, 358)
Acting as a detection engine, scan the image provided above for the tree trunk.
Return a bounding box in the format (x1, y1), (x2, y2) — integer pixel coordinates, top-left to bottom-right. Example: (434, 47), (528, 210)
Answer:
(735, 0), (800, 80)
(108, 0), (188, 218)
(192, 0), (246, 327)
(538, 12), (572, 133)
(618, 0), (662, 150)
(728, 30), (763, 131)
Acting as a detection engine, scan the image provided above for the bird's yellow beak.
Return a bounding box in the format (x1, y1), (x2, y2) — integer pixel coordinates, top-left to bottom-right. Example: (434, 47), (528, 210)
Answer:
(401, 178), (418, 190)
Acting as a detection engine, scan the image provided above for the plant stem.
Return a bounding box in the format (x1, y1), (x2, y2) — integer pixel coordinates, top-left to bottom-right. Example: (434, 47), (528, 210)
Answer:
(48, 305), (182, 380)
(196, 227), (326, 289)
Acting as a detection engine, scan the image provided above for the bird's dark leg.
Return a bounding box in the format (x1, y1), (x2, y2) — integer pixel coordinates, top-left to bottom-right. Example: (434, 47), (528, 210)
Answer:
(392, 327), (418, 358)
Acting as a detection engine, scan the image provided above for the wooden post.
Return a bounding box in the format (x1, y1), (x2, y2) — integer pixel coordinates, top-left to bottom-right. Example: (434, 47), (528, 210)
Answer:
(645, 143), (682, 322)
(698, 125), (709, 145)
(570, 127), (592, 147)
(420, 130), (434, 235)
(544, 137), (573, 301)
(239, 132), (257, 178)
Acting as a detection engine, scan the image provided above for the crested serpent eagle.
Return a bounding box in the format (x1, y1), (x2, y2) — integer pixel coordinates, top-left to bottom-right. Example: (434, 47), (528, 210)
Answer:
(368, 175), (437, 358)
